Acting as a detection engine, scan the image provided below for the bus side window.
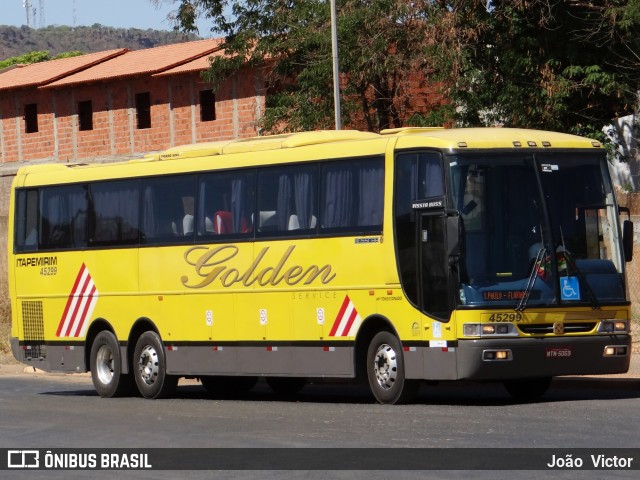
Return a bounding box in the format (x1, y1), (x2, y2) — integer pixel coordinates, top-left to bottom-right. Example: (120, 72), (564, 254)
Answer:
(40, 185), (88, 250)
(15, 189), (39, 251)
(142, 175), (196, 243)
(257, 164), (318, 235)
(321, 157), (383, 232)
(90, 180), (140, 246)
(197, 170), (255, 238)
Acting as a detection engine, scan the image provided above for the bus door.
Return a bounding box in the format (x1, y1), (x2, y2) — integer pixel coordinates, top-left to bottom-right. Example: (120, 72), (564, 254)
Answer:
(416, 207), (454, 320)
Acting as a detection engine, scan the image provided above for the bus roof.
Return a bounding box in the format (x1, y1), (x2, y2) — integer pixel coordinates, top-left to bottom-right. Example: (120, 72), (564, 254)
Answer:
(388, 127), (603, 150)
(14, 127), (603, 186)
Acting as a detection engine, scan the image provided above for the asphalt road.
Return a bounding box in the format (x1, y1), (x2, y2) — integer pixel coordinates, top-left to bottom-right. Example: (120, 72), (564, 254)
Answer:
(0, 370), (639, 480)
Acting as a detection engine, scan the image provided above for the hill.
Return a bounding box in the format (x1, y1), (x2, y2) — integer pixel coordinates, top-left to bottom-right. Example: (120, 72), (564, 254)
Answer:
(0, 24), (200, 59)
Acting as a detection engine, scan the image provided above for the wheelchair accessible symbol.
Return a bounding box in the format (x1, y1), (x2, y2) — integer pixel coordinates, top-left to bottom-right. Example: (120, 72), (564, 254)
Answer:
(560, 276), (581, 301)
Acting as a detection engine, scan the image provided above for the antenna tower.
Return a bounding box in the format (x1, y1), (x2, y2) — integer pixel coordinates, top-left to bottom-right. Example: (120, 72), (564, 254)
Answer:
(23, 0), (31, 27)
(39, 0), (45, 28)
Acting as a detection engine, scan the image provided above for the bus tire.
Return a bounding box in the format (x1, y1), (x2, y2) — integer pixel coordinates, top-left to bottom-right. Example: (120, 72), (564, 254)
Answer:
(133, 331), (178, 399)
(366, 331), (419, 404)
(90, 330), (133, 398)
(504, 377), (551, 402)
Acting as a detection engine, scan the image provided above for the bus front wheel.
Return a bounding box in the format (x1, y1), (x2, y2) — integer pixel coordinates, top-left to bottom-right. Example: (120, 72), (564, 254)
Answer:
(89, 330), (133, 398)
(366, 331), (418, 404)
(133, 331), (178, 399)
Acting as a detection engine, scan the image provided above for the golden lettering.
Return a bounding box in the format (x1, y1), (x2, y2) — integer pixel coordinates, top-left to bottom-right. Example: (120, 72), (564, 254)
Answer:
(302, 265), (336, 285)
(181, 244), (336, 289)
(282, 265), (303, 284)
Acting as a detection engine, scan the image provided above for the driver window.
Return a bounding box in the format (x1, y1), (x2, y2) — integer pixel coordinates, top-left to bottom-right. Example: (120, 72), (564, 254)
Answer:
(460, 166), (486, 232)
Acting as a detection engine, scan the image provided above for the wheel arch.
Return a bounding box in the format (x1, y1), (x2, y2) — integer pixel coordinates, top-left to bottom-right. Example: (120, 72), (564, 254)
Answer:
(354, 314), (398, 381)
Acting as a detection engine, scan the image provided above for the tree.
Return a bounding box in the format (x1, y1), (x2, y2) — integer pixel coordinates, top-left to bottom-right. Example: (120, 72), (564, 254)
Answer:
(448, 1), (640, 138)
(157, 0), (456, 132)
(157, 1), (640, 138)
(0, 50), (84, 70)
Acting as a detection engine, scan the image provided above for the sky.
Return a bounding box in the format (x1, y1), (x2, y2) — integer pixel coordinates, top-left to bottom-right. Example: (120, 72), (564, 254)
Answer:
(0, 0), (214, 35)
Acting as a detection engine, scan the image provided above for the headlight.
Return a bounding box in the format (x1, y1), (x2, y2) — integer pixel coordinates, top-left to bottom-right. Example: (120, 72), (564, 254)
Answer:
(598, 320), (628, 334)
(462, 323), (517, 337)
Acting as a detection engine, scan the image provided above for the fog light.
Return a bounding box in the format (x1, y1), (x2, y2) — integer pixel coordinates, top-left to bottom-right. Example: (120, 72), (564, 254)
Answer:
(483, 349), (512, 361)
(603, 346), (628, 357)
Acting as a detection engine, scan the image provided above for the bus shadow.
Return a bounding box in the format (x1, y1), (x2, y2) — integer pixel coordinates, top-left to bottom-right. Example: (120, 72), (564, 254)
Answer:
(41, 377), (640, 405)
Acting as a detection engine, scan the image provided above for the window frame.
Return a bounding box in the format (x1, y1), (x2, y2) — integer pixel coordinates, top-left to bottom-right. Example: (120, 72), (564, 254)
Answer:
(78, 100), (94, 131)
(199, 89), (216, 122)
(135, 92), (151, 129)
(24, 103), (38, 134)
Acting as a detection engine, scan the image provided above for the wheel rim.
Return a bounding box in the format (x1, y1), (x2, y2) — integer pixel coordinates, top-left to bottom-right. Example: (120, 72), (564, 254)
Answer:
(95, 345), (115, 385)
(372, 343), (398, 391)
(137, 344), (160, 386)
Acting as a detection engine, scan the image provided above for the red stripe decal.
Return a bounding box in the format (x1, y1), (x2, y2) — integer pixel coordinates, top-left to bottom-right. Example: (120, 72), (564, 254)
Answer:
(328, 295), (351, 337)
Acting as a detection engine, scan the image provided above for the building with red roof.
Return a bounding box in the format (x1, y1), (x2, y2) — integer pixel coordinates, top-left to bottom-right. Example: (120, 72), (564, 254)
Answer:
(0, 38), (264, 169)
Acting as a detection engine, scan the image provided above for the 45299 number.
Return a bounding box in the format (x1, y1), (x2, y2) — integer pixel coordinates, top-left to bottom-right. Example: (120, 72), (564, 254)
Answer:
(40, 266), (58, 276)
(488, 313), (523, 322)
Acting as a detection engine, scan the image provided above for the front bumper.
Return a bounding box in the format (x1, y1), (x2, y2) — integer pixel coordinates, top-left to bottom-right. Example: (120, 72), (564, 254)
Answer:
(455, 335), (631, 380)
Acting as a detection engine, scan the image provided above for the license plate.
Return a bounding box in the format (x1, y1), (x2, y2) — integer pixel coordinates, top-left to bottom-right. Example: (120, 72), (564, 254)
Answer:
(545, 347), (572, 358)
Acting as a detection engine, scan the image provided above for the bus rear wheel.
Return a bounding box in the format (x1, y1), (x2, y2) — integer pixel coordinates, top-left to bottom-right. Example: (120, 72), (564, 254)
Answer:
(90, 330), (133, 398)
(133, 331), (178, 399)
(366, 331), (418, 404)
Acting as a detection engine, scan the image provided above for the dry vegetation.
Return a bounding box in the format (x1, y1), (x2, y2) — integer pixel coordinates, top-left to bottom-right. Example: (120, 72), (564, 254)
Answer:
(0, 228), (16, 364)
(0, 25), (198, 59)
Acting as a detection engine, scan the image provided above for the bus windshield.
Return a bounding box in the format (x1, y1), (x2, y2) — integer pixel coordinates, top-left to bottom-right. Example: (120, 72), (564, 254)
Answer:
(451, 152), (626, 309)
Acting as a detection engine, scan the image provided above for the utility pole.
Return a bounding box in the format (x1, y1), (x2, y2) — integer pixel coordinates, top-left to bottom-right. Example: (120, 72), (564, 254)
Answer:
(23, 0), (31, 27)
(39, 0), (45, 28)
(330, 0), (342, 130)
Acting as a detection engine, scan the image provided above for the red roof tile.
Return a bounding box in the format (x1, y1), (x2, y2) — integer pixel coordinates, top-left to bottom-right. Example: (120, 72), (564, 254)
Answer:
(0, 49), (128, 91)
(153, 49), (225, 76)
(44, 38), (224, 89)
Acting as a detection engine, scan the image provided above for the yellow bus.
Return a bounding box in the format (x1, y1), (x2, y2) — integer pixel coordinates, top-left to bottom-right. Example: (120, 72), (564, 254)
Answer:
(8, 128), (634, 404)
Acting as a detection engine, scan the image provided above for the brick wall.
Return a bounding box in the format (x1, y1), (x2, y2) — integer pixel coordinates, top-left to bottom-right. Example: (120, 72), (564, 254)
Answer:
(0, 68), (265, 218)
(0, 68), (264, 166)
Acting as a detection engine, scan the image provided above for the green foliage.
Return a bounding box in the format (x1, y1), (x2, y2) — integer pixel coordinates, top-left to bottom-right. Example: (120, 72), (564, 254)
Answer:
(0, 50), (84, 69)
(449, 1), (640, 139)
(162, 1), (640, 136)
(0, 50), (49, 68)
(167, 0), (455, 132)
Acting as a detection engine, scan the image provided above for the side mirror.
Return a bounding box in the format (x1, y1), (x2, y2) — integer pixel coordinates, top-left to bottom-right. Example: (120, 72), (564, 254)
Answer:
(622, 219), (633, 262)
(446, 214), (464, 259)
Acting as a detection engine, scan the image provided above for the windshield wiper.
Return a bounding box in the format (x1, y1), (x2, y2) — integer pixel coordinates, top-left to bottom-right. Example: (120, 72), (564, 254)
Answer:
(516, 247), (546, 312)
